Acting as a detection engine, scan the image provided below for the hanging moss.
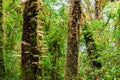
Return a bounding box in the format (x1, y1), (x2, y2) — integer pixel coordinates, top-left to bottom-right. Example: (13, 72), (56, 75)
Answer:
(21, 0), (40, 80)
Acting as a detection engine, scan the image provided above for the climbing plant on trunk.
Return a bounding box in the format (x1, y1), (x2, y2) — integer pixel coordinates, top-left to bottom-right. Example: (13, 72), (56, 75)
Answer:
(21, 0), (40, 80)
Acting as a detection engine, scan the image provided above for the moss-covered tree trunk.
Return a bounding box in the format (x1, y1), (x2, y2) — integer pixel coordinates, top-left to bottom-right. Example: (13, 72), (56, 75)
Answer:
(82, 0), (102, 79)
(95, 0), (105, 19)
(83, 25), (102, 68)
(82, 0), (102, 70)
(0, 0), (5, 79)
(82, 0), (102, 69)
(95, 0), (100, 19)
(64, 0), (81, 80)
(21, 0), (39, 80)
(94, 0), (102, 68)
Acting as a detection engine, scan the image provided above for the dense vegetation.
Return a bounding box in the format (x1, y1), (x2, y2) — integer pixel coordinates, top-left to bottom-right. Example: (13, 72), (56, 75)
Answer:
(0, 0), (120, 80)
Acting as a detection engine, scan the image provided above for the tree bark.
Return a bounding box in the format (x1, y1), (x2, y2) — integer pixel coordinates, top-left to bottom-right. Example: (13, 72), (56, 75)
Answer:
(95, 0), (105, 19)
(21, 0), (39, 80)
(0, 0), (5, 79)
(64, 0), (81, 80)
(95, 0), (100, 19)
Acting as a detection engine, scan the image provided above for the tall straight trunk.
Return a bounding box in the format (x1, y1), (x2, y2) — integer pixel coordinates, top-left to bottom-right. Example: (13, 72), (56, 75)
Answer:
(21, 0), (39, 80)
(0, 0), (5, 79)
(64, 0), (81, 80)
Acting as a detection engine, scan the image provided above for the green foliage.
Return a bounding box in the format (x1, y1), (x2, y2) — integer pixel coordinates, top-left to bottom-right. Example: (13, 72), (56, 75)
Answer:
(78, 1), (120, 80)
(1, 0), (120, 80)
(40, 1), (68, 79)
(3, 0), (22, 79)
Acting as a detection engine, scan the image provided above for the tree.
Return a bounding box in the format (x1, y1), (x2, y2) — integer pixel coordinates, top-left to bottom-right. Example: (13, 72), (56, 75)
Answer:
(95, 0), (100, 19)
(82, 0), (102, 69)
(83, 24), (102, 69)
(80, 0), (103, 79)
(40, 1), (68, 79)
(21, 0), (39, 80)
(0, 0), (5, 79)
(64, 0), (81, 80)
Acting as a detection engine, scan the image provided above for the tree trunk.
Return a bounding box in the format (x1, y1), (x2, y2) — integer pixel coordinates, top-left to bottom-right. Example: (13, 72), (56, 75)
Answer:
(83, 25), (102, 69)
(64, 0), (81, 80)
(95, 0), (105, 19)
(0, 0), (5, 79)
(82, 1), (102, 79)
(21, 0), (39, 80)
(95, 0), (100, 19)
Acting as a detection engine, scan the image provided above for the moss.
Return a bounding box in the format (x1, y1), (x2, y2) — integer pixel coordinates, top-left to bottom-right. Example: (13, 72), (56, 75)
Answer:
(0, 0), (5, 79)
(21, 0), (40, 80)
